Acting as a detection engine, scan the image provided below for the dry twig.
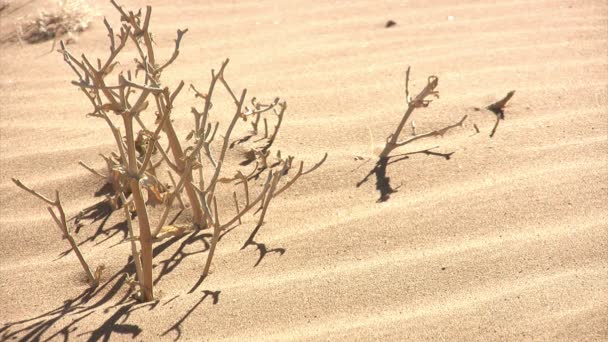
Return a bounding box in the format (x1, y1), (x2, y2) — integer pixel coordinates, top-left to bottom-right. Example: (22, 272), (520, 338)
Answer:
(486, 90), (515, 138)
(360, 67), (466, 201)
(11, 178), (98, 286)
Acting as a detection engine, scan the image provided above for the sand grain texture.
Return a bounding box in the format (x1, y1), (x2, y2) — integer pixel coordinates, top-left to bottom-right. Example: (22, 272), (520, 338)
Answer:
(1, 0), (607, 341)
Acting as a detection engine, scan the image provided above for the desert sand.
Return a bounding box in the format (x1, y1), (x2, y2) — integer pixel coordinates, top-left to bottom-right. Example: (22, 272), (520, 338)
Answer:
(1, 0), (607, 340)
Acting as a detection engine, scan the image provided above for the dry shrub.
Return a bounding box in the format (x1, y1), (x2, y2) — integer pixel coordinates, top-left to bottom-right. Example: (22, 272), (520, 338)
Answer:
(13, 0), (326, 303)
(15, 0), (93, 44)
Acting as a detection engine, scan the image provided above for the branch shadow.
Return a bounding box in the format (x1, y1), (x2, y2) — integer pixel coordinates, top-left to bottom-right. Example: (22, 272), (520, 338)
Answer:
(189, 220), (285, 294)
(94, 183), (115, 198)
(153, 230), (212, 286)
(357, 147), (454, 202)
(1, 219), (212, 341)
(161, 290), (221, 341)
(79, 301), (159, 342)
(57, 200), (128, 260)
(57, 181), (132, 259)
(0, 260), (133, 342)
(241, 223), (286, 267)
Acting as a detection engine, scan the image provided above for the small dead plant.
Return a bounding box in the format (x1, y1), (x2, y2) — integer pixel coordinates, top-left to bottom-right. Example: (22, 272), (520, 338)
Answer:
(358, 67), (467, 201)
(14, 1), (325, 302)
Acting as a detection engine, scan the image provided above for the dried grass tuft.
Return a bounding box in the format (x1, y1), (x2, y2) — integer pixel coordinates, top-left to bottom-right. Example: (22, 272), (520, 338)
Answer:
(16, 0), (93, 44)
(0, 1), (10, 13)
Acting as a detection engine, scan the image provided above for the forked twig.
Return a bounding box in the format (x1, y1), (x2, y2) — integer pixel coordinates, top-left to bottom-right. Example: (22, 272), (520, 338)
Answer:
(487, 90), (515, 138)
(362, 67), (466, 202)
(12, 178), (98, 286)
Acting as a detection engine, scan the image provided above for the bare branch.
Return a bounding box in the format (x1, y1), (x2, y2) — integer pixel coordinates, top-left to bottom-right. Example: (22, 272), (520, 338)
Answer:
(219, 172), (273, 230)
(157, 29), (188, 75)
(138, 107), (172, 177)
(204, 88), (248, 201)
(12, 177), (98, 286)
(395, 115), (467, 147)
(378, 67), (443, 158)
(119, 192), (144, 296)
(78, 161), (107, 179)
(487, 90), (514, 137)
(273, 152), (328, 197)
(167, 171), (185, 209)
(11, 178), (56, 205)
(490, 116), (501, 138)
(202, 198), (220, 279)
(302, 152), (328, 176)
(487, 90), (515, 119)
(232, 192), (242, 224)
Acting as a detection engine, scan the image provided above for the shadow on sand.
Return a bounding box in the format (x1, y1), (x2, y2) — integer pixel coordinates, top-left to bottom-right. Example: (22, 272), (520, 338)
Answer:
(357, 147), (454, 202)
(1, 179), (225, 341)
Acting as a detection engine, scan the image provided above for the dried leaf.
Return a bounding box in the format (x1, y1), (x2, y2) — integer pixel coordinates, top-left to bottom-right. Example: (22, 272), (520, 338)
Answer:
(185, 130), (195, 141)
(101, 102), (122, 113)
(140, 175), (166, 207)
(146, 187), (164, 206)
(94, 264), (105, 283)
(108, 195), (120, 210)
(135, 129), (155, 157)
(155, 223), (195, 240)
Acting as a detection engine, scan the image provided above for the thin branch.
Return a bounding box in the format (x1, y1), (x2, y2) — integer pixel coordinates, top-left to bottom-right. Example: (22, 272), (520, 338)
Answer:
(135, 115), (180, 173)
(167, 171), (185, 210)
(219, 172), (273, 230)
(380, 68), (439, 158)
(256, 169), (282, 227)
(486, 90), (514, 138)
(78, 161), (106, 179)
(119, 192), (144, 296)
(11, 178), (56, 205)
(232, 192), (242, 224)
(273, 152), (328, 197)
(156, 29), (188, 75)
(153, 164), (192, 236)
(202, 198), (220, 279)
(138, 106), (172, 177)
(205, 88), (248, 201)
(12, 178), (97, 286)
(490, 116), (501, 138)
(395, 115), (467, 147)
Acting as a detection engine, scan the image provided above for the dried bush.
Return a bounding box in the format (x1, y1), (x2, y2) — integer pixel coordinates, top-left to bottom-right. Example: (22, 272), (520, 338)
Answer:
(13, 0), (325, 302)
(1, 0), (93, 45)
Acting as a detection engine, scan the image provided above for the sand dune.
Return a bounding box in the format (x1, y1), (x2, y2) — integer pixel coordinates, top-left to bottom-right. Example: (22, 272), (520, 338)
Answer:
(1, 0), (606, 340)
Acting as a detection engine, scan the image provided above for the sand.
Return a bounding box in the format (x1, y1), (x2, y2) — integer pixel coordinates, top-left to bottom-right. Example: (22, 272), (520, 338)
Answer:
(1, 0), (607, 340)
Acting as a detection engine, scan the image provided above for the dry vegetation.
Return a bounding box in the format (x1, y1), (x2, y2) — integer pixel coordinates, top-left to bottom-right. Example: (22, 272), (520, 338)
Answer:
(12, 0), (325, 302)
(1, 0), (93, 46)
(358, 68), (468, 201)
(358, 68), (516, 201)
(0, 1), (9, 13)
